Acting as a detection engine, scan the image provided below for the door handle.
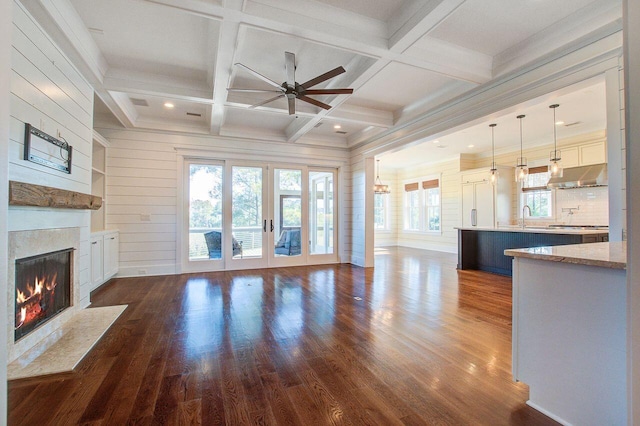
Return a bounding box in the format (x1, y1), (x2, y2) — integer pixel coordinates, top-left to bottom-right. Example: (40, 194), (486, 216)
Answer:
(263, 219), (267, 232)
(270, 220), (274, 232)
(471, 209), (477, 226)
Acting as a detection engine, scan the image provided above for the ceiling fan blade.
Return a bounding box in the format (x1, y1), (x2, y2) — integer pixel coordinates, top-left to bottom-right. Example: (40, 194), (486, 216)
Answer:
(304, 88), (353, 95)
(300, 66), (346, 89)
(288, 96), (295, 115)
(249, 94), (285, 109)
(285, 52), (296, 88)
(298, 95), (331, 110)
(235, 63), (282, 90)
(227, 88), (283, 93)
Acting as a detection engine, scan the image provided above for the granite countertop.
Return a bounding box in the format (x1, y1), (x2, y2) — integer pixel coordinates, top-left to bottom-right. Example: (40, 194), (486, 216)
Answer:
(504, 241), (626, 269)
(455, 226), (609, 235)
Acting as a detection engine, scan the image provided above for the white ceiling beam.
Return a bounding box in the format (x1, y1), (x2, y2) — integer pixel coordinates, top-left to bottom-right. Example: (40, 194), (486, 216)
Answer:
(97, 90), (137, 128)
(387, 0), (465, 53)
(140, 0), (485, 84)
(20, 0), (108, 85)
(103, 68), (213, 104)
(209, 3), (243, 134)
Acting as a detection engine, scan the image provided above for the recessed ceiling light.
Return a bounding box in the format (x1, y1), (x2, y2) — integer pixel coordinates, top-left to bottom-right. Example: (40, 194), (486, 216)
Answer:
(468, 144), (474, 148)
(432, 140), (440, 144)
(333, 124), (341, 129)
(164, 102), (175, 109)
(555, 121), (565, 125)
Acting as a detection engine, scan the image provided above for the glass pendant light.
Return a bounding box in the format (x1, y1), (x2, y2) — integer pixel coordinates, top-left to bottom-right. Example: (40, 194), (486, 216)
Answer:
(549, 104), (563, 177)
(515, 114), (528, 183)
(489, 123), (498, 185)
(374, 159), (390, 194)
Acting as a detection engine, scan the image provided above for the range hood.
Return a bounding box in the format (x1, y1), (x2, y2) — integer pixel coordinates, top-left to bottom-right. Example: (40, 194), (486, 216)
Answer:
(547, 163), (608, 189)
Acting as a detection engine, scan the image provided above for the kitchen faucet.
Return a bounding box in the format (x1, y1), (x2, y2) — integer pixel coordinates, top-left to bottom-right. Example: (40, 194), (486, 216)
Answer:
(522, 204), (532, 229)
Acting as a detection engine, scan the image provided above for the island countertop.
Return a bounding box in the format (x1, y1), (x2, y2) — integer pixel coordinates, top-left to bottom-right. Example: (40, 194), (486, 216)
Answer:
(455, 226), (609, 235)
(505, 241), (626, 269)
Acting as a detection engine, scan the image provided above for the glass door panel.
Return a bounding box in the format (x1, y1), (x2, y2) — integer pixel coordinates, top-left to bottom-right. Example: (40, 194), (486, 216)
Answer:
(309, 171), (334, 255)
(188, 164), (223, 261)
(232, 166), (264, 259)
(273, 168), (302, 258)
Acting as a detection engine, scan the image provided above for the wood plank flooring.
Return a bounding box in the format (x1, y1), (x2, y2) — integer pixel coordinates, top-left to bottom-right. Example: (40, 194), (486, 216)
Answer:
(8, 247), (558, 425)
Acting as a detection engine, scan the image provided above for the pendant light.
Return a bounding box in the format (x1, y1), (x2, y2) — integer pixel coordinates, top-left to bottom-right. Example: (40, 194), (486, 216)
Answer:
(515, 114), (528, 183)
(549, 104), (562, 177)
(374, 159), (390, 194)
(489, 123), (498, 185)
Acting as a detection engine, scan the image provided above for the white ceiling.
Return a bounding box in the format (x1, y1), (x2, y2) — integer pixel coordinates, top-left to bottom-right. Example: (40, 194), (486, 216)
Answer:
(27, 0), (620, 153)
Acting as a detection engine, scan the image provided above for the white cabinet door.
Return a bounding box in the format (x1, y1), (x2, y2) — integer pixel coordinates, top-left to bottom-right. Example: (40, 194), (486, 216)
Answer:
(580, 141), (606, 165)
(474, 181), (495, 227)
(90, 237), (104, 290)
(103, 232), (119, 279)
(561, 147), (579, 168)
(462, 183), (475, 227)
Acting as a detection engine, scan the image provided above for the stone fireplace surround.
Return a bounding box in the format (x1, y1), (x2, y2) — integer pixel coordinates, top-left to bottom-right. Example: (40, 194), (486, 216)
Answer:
(7, 227), (81, 363)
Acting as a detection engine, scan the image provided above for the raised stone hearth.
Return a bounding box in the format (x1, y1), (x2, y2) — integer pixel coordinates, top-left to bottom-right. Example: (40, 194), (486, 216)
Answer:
(8, 227), (81, 363)
(8, 305), (126, 380)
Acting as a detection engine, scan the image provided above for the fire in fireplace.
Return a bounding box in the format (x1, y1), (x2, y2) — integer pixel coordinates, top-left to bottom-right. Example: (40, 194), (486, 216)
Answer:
(15, 248), (72, 341)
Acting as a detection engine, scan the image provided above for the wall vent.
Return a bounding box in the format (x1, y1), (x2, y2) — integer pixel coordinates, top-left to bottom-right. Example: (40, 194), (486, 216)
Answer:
(335, 130), (347, 135)
(186, 112), (202, 117)
(130, 98), (148, 107)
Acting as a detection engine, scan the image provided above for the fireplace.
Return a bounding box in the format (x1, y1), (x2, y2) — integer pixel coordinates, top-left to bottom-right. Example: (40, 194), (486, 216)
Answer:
(14, 248), (72, 341)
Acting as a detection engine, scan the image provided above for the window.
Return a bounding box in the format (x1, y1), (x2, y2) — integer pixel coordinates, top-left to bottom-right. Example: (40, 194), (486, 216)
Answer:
(404, 182), (420, 230)
(423, 179), (441, 231)
(374, 193), (389, 230)
(403, 177), (441, 232)
(521, 166), (553, 218)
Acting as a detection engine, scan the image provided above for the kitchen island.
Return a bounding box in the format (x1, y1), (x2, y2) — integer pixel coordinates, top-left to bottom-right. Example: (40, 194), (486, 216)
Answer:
(505, 242), (626, 426)
(456, 226), (609, 276)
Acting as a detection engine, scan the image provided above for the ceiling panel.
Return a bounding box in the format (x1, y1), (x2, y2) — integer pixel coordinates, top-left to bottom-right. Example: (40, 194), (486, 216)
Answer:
(313, 0), (406, 21)
(230, 26), (363, 92)
(347, 62), (464, 111)
(222, 107), (296, 135)
(70, 0), (217, 81)
(428, 0), (600, 56)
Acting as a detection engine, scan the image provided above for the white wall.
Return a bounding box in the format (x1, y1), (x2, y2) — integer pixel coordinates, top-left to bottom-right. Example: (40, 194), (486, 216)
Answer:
(623, 0), (640, 422)
(373, 169), (398, 247)
(9, 1), (94, 306)
(392, 158), (461, 253)
(0, 0), (11, 421)
(96, 126), (350, 277)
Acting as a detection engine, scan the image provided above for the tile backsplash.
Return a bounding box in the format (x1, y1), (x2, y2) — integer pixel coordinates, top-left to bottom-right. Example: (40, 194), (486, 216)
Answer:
(554, 186), (609, 225)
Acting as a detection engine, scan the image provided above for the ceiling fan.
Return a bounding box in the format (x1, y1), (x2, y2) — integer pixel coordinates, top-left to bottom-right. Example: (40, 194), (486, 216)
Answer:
(227, 51), (353, 115)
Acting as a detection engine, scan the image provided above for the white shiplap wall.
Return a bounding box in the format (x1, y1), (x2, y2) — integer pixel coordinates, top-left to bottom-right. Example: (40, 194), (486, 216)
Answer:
(9, 2), (94, 307)
(373, 169), (398, 247)
(394, 158), (461, 253)
(97, 127), (350, 277)
(1, 0), (12, 419)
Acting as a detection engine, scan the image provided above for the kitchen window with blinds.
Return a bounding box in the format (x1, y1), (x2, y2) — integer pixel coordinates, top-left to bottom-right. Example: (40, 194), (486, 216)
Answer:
(521, 166), (553, 218)
(402, 176), (441, 232)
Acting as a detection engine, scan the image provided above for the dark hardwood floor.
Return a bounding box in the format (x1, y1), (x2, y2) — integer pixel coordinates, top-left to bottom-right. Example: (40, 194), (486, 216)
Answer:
(8, 247), (558, 425)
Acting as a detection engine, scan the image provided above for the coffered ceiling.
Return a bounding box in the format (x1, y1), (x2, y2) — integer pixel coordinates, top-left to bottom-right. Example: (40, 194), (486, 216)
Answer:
(23, 0), (621, 150)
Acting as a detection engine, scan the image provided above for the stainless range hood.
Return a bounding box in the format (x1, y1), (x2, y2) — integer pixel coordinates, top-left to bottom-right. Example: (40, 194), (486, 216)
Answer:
(546, 163), (608, 189)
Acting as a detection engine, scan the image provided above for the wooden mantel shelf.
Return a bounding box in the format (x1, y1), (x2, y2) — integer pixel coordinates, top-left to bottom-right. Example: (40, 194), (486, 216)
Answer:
(9, 181), (102, 210)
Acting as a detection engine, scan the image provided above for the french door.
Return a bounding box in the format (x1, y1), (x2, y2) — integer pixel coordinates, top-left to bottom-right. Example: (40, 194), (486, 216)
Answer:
(183, 160), (337, 272)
